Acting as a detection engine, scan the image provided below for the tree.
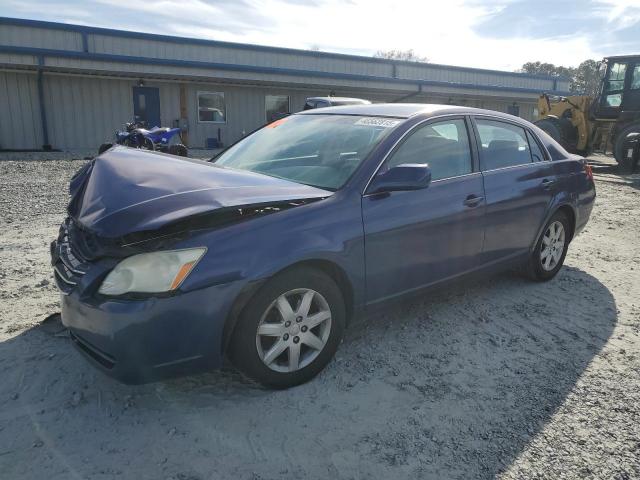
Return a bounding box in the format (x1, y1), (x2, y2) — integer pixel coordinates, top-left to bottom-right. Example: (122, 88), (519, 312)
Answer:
(374, 49), (428, 63)
(519, 61), (574, 80)
(573, 60), (602, 97)
(518, 60), (602, 96)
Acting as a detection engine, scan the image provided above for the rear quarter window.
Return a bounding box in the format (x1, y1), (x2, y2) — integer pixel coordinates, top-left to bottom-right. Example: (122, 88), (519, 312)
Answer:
(526, 130), (547, 162)
(530, 124), (572, 160)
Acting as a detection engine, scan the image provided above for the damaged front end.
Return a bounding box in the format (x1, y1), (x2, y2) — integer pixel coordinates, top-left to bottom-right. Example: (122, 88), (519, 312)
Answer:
(51, 147), (333, 382)
(52, 146), (330, 297)
(51, 199), (321, 296)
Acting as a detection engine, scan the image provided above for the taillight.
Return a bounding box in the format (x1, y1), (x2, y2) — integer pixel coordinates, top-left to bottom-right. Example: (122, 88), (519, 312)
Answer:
(584, 163), (594, 181)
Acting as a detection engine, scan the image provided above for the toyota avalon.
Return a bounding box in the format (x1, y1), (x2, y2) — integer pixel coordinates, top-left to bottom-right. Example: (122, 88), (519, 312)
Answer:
(52, 104), (596, 388)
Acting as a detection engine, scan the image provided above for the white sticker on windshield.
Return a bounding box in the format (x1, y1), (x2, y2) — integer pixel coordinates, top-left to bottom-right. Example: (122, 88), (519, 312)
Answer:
(354, 117), (401, 128)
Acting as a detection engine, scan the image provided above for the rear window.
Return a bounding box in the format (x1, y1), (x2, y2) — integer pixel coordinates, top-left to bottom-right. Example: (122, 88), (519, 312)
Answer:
(476, 119), (533, 170)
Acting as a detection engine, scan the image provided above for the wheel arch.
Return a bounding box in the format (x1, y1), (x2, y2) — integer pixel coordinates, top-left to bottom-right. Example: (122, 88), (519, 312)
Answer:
(556, 204), (577, 242)
(221, 258), (355, 354)
(530, 202), (577, 254)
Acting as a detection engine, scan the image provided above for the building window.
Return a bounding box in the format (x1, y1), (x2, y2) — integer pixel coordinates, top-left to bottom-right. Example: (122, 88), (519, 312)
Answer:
(265, 95), (290, 123)
(198, 92), (226, 123)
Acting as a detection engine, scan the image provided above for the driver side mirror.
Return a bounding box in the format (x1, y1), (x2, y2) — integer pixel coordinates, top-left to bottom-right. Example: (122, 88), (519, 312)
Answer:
(368, 164), (432, 194)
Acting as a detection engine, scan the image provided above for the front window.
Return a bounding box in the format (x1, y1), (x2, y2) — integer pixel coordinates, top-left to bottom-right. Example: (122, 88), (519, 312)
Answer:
(198, 92), (226, 123)
(602, 62), (627, 108)
(383, 118), (473, 181)
(214, 115), (399, 190)
(605, 62), (627, 92)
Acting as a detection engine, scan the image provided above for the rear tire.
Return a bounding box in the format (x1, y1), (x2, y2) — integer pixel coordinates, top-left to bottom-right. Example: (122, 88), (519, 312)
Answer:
(614, 124), (640, 171)
(525, 211), (570, 281)
(229, 267), (345, 389)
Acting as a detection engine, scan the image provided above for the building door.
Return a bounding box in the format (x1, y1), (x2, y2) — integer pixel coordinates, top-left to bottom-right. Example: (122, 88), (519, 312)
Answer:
(132, 86), (161, 128)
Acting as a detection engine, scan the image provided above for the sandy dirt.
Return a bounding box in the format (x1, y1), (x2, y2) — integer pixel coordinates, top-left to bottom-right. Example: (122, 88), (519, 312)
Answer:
(0, 154), (639, 479)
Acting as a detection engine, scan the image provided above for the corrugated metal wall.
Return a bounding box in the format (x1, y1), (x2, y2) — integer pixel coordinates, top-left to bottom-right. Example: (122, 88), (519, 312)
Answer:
(0, 70), (539, 150)
(0, 24), (82, 50)
(0, 71), (43, 149)
(41, 76), (184, 150)
(43, 75), (134, 149)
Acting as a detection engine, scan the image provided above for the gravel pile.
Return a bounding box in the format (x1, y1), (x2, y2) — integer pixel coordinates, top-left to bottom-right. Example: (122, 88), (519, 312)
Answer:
(0, 154), (638, 480)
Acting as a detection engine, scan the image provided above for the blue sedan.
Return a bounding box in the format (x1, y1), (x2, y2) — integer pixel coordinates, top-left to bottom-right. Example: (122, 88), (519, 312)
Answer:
(52, 104), (596, 388)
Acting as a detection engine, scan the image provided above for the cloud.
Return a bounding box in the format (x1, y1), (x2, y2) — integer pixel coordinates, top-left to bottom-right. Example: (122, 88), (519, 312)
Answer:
(1, 0), (635, 70)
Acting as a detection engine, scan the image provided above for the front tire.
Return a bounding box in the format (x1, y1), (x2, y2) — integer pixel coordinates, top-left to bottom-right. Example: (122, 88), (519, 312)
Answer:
(124, 134), (155, 150)
(168, 144), (188, 157)
(526, 211), (570, 281)
(535, 117), (578, 154)
(229, 267), (345, 388)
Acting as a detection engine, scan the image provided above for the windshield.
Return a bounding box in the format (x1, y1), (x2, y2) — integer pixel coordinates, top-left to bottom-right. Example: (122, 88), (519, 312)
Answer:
(213, 114), (400, 190)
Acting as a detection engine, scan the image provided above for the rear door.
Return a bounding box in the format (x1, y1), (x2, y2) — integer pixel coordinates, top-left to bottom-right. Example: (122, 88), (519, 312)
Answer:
(362, 117), (486, 302)
(472, 117), (556, 263)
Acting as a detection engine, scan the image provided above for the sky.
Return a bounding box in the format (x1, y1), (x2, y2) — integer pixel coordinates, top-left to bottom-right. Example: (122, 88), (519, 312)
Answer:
(2, 0), (639, 71)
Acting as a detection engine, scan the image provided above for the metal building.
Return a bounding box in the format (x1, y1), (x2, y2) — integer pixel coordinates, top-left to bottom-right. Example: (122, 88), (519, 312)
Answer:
(0, 17), (571, 151)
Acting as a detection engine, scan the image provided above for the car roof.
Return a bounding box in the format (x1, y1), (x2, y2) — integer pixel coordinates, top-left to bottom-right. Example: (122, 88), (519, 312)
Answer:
(306, 97), (370, 103)
(296, 103), (522, 120)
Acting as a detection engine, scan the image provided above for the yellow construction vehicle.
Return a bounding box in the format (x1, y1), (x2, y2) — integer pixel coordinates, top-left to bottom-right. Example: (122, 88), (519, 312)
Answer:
(534, 55), (640, 169)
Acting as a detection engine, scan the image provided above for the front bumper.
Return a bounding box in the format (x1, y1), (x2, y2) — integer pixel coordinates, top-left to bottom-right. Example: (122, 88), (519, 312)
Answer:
(51, 218), (245, 383)
(61, 281), (241, 384)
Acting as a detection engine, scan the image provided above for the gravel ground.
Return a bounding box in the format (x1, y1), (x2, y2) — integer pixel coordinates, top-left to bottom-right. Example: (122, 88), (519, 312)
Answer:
(0, 154), (639, 480)
(0, 148), (217, 161)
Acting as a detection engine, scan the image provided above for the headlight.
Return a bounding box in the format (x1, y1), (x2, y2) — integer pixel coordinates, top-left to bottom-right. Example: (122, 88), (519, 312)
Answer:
(98, 248), (206, 296)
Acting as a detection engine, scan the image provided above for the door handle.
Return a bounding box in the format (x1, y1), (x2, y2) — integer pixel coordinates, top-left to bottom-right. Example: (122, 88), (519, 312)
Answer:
(541, 178), (556, 190)
(463, 194), (484, 207)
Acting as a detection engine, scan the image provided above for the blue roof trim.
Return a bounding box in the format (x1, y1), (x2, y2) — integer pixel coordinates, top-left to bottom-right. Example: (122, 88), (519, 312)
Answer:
(0, 44), (572, 96)
(0, 16), (571, 82)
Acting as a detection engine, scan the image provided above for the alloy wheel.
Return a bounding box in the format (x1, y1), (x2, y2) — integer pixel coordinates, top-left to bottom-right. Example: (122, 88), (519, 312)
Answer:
(540, 220), (565, 271)
(255, 288), (332, 373)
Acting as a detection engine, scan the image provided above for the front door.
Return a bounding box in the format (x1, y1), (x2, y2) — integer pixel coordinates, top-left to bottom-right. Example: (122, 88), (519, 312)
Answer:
(596, 61), (628, 119)
(132, 86), (161, 128)
(473, 117), (556, 263)
(362, 117), (486, 303)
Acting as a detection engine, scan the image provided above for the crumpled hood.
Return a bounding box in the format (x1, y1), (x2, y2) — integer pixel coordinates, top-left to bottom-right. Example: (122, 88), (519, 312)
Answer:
(69, 146), (330, 238)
